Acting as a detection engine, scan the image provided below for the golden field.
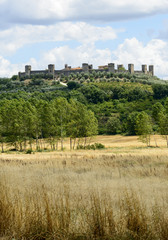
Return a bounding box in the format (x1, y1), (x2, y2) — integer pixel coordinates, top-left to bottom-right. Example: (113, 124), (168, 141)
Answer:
(1, 135), (168, 240)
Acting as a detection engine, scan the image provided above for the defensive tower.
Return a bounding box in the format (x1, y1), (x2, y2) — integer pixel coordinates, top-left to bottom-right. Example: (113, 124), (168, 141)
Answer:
(142, 65), (147, 74)
(25, 65), (31, 77)
(82, 63), (89, 72)
(128, 64), (134, 74)
(18, 63), (155, 79)
(48, 64), (55, 75)
(108, 63), (115, 72)
(149, 65), (154, 76)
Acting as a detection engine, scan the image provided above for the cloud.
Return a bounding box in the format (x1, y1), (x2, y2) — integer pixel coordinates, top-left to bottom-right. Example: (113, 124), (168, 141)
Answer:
(0, 22), (119, 56)
(0, 43), (112, 77)
(0, 0), (168, 26)
(33, 43), (112, 70)
(0, 56), (22, 77)
(2, 37), (168, 79)
(112, 37), (168, 78)
(36, 38), (168, 79)
(23, 37), (168, 79)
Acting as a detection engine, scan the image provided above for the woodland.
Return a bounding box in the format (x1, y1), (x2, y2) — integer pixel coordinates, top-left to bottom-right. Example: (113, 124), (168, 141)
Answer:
(0, 71), (168, 150)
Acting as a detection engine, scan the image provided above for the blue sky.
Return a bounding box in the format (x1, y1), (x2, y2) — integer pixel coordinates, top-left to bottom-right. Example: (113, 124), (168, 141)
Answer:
(1, 0), (168, 78)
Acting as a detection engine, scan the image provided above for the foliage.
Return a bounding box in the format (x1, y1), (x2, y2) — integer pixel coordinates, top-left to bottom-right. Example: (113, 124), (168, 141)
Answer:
(77, 143), (105, 150)
(158, 111), (168, 147)
(152, 102), (165, 122)
(152, 84), (168, 99)
(126, 111), (139, 135)
(0, 98), (98, 151)
(26, 149), (33, 154)
(106, 115), (121, 134)
(67, 81), (81, 89)
(135, 112), (153, 146)
(0, 72), (166, 138)
(79, 84), (108, 104)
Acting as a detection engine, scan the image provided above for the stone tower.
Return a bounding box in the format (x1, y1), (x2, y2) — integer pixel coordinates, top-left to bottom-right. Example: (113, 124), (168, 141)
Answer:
(48, 64), (55, 75)
(82, 63), (89, 72)
(128, 64), (134, 74)
(25, 65), (31, 77)
(149, 65), (154, 76)
(142, 65), (147, 74)
(108, 63), (115, 72)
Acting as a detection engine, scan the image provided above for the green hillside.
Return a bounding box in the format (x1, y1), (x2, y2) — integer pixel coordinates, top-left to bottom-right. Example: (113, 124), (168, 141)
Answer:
(0, 72), (167, 151)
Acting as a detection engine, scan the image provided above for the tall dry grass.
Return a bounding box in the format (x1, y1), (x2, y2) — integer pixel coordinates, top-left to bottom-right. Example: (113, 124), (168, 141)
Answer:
(1, 181), (168, 240)
(1, 149), (168, 239)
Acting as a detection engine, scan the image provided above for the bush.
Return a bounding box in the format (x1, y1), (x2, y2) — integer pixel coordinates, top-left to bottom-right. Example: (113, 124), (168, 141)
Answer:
(67, 81), (80, 90)
(77, 143), (105, 150)
(94, 143), (105, 149)
(26, 149), (33, 154)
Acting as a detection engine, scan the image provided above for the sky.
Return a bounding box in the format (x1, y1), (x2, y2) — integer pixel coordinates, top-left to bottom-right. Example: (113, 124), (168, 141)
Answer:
(1, 0), (168, 79)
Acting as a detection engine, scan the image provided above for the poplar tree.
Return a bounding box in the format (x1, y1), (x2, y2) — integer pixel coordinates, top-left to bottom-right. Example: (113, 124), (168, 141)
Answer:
(158, 111), (168, 147)
(135, 112), (153, 147)
(52, 97), (69, 150)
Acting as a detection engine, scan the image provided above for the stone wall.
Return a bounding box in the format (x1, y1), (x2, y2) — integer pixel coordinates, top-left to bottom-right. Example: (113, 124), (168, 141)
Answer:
(18, 63), (154, 79)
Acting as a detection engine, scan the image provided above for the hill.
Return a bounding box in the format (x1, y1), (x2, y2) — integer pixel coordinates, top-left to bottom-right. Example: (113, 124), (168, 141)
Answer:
(0, 72), (167, 143)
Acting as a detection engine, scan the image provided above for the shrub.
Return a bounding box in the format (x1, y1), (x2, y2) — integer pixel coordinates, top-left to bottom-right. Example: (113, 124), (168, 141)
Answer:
(67, 81), (80, 90)
(94, 143), (105, 149)
(26, 149), (33, 154)
(77, 143), (105, 150)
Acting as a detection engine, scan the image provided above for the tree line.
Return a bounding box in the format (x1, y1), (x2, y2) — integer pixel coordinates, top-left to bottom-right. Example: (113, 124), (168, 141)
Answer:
(127, 101), (168, 147)
(0, 75), (168, 149)
(0, 98), (98, 152)
(0, 96), (168, 151)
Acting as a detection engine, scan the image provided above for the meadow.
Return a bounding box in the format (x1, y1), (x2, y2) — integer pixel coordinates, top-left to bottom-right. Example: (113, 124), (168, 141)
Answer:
(1, 135), (168, 240)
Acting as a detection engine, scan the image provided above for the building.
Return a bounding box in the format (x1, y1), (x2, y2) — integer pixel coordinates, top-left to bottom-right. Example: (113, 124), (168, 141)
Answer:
(18, 63), (154, 79)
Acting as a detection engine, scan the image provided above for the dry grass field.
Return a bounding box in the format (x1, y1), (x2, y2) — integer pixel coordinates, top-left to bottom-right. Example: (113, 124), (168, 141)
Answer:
(1, 135), (168, 240)
(51, 134), (168, 151)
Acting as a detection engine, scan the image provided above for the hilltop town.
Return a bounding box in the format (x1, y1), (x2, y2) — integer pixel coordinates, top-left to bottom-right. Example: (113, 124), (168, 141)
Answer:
(18, 63), (154, 79)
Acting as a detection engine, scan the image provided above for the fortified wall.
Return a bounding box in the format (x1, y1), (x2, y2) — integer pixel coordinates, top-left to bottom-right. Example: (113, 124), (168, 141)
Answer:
(18, 63), (154, 79)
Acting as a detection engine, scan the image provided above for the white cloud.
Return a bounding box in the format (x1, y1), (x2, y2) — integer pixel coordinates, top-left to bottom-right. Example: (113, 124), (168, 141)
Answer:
(113, 37), (168, 78)
(1, 37), (168, 78)
(40, 43), (112, 70)
(0, 56), (22, 77)
(0, 0), (168, 25)
(36, 38), (168, 79)
(2, 37), (168, 79)
(0, 43), (112, 77)
(0, 22), (119, 56)
(0, 1), (167, 79)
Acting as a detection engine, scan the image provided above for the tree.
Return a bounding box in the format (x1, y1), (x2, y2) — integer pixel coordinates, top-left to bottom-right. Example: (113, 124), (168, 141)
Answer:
(67, 99), (98, 149)
(106, 116), (121, 135)
(11, 75), (18, 81)
(4, 99), (25, 150)
(79, 85), (107, 104)
(158, 111), (168, 147)
(0, 101), (9, 152)
(67, 81), (80, 90)
(135, 112), (153, 147)
(21, 101), (38, 150)
(152, 102), (165, 122)
(126, 112), (139, 135)
(152, 84), (168, 99)
(164, 97), (168, 113)
(52, 97), (70, 150)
